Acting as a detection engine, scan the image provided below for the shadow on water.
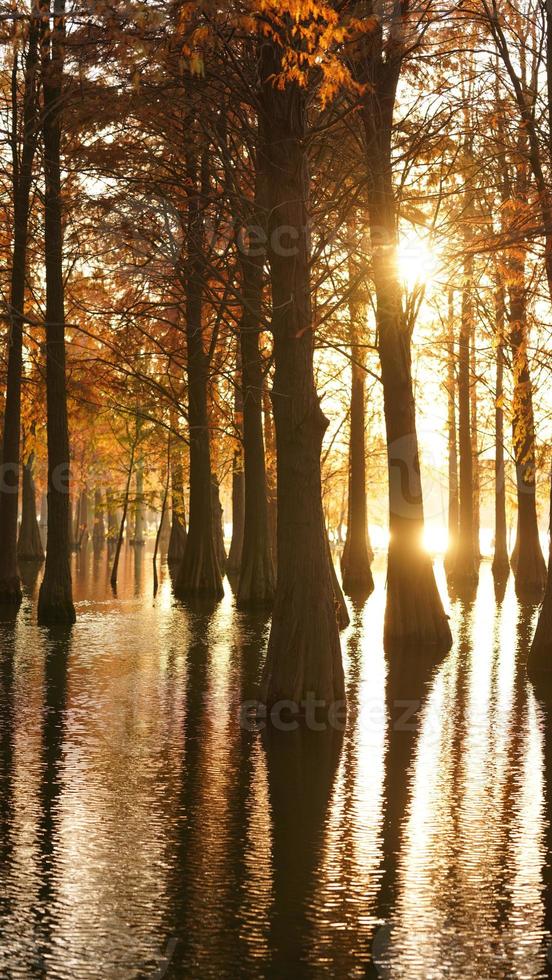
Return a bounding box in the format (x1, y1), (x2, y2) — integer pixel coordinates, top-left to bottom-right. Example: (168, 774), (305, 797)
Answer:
(262, 724), (344, 979)
(35, 630), (71, 977)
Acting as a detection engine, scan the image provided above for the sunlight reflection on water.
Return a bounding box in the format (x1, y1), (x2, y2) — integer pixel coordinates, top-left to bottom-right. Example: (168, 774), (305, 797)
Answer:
(0, 545), (549, 978)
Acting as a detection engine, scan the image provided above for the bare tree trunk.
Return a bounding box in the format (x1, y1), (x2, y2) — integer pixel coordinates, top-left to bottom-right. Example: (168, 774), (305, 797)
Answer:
(106, 489), (118, 546)
(508, 255), (546, 597)
(444, 288), (459, 572)
(258, 37), (344, 708)
(227, 344), (245, 575)
(237, 209), (275, 607)
(360, 100), (451, 647)
(110, 448), (134, 590)
(227, 452), (244, 575)
(174, 147), (223, 599)
(492, 284), (510, 579)
(452, 252), (479, 585)
(0, 13), (39, 603)
(133, 458), (145, 547)
(168, 450), (187, 563)
(470, 325), (481, 560)
(211, 475), (226, 575)
(341, 244), (374, 599)
(153, 436), (171, 596)
(92, 488), (105, 548)
(17, 453), (44, 562)
(263, 383), (277, 567)
(37, 0), (75, 625)
(528, 468), (552, 675)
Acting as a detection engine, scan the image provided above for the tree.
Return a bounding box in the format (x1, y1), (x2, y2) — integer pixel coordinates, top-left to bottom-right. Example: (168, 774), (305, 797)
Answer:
(350, 3), (452, 648)
(257, 22), (345, 708)
(37, 0), (75, 626)
(0, 6), (39, 603)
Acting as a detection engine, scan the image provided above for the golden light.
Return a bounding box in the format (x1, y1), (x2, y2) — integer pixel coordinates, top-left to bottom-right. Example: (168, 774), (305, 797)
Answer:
(398, 233), (439, 288)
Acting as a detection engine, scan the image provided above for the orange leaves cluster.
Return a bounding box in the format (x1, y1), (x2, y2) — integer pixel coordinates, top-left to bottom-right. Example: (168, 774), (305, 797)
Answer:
(177, 0), (372, 105)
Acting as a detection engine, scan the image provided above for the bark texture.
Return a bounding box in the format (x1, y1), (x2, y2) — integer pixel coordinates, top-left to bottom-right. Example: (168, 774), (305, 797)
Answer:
(0, 14), (39, 603)
(17, 454), (45, 562)
(237, 233), (275, 607)
(452, 253), (479, 585)
(492, 285), (510, 579)
(92, 488), (105, 548)
(508, 260), (546, 597)
(341, 245), (374, 598)
(37, 0), (75, 626)
(174, 146), (223, 600)
(258, 37), (345, 707)
(167, 431), (187, 563)
(444, 289), (459, 572)
(527, 470), (552, 676)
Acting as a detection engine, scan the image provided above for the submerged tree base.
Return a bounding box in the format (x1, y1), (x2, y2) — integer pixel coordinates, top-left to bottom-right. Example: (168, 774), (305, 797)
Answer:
(528, 582), (552, 679)
(385, 547), (452, 651)
(260, 565), (345, 711)
(237, 551), (275, 609)
(37, 585), (76, 626)
(513, 548), (547, 600)
(341, 561), (374, 601)
(173, 540), (224, 602)
(492, 550), (510, 581)
(0, 576), (23, 606)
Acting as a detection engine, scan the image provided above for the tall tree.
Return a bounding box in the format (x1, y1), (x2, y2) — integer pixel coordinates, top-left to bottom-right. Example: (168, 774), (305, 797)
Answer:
(444, 288), (459, 572)
(0, 7), (40, 603)
(492, 283), (510, 579)
(351, 3), (452, 647)
(257, 24), (345, 708)
(174, 140), (224, 599)
(37, 0), (75, 625)
(341, 239), (374, 598)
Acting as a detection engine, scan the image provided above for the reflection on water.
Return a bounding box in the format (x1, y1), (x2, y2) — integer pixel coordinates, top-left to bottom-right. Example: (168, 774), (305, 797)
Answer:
(0, 545), (550, 978)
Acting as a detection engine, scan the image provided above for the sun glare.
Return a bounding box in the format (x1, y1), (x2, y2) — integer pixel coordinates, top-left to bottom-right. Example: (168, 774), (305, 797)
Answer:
(398, 234), (439, 288)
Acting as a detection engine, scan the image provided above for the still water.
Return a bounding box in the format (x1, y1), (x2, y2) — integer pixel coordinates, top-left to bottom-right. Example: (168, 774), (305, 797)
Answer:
(0, 546), (550, 979)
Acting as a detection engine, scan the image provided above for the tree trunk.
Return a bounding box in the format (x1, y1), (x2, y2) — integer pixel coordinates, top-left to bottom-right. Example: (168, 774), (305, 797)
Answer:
(492, 284), (510, 579)
(237, 220), (275, 607)
(257, 37), (345, 709)
(227, 453), (245, 574)
(360, 97), (451, 648)
(444, 288), (459, 573)
(92, 488), (105, 548)
(174, 147), (223, 600)
(133, 458), (145, 546)
(168, 445), (187, 564)
(341, 243), (374, 599)
(470, 327), (481, 559)
(452, 252), (479, 584)
(0, 15), (40, 603)
(263, 383), (278, 567)
(211, 475), (227, 575)
(110, 449), (134, 590)
(528, 469), (552, 676)
(37, 0), (75, 626)
(508, 259), (546, 597)
(342, 361), (374, 598)
(227, 347), (245, 575)
(106, 489), (118, 545)
(76, 488), (89, 549)
(17, 453), (45, 562)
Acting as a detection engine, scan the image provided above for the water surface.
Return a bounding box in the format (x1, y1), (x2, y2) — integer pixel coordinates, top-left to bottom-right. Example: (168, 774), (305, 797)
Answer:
(0, 546), (550, 978)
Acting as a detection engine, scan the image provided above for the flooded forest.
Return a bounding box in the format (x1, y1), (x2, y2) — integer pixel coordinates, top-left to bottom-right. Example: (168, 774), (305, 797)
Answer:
(0, 1), (551, 978)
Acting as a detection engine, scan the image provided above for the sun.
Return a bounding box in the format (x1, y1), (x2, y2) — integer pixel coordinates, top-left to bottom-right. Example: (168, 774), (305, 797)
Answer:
(398, 233), (439, 288)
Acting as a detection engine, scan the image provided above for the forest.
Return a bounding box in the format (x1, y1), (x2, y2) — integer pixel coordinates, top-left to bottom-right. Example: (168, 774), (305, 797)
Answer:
(0, 1), (551, 977)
